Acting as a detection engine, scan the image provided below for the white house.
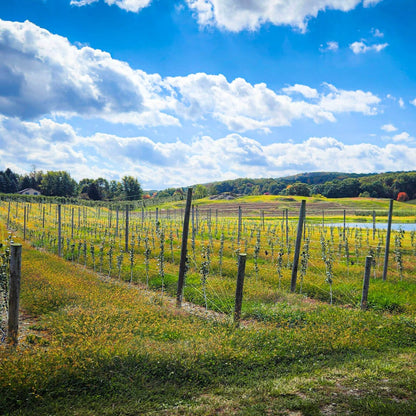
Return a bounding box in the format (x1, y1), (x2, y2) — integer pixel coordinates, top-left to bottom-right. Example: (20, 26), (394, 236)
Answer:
(18, 188), (42, 196)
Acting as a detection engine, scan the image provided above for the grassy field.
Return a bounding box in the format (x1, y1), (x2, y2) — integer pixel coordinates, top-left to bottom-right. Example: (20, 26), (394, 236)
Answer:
(155, 194), (416, 219)
(1, 196), (416, 415)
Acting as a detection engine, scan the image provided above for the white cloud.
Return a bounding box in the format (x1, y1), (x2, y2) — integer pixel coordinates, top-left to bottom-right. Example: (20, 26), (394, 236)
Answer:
(0, 19), (382, 135)
(282, 84), (319, 98)
(411, 98), (416, 107)
(363, 0), (383, 6)
(70, 0), (152, 13)
(166, 75), (380, 132)
(399, 98), (405, 108)
(391, 132), (414, 143)
(371, 28), (384, 37)
(319, 83), (380, 115)
(0, 19), (178, 127)
(320, 41), (339, 52)
(186, 0), (383, 32)
(350, 40), (388, 54)
(381, 124), (397, 132)
(1, 115), (413, 189)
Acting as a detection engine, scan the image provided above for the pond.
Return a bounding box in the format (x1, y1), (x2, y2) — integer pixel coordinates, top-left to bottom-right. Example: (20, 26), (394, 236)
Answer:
(324, 222), (416, 232)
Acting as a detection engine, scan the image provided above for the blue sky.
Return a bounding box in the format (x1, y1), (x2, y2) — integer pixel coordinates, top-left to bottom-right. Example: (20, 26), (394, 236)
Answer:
(0, 0), (415, 189)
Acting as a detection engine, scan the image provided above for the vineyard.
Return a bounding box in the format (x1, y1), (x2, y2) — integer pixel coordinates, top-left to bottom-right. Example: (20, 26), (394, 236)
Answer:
(1, 195), (416, 317)
(1, 194), (416, 415)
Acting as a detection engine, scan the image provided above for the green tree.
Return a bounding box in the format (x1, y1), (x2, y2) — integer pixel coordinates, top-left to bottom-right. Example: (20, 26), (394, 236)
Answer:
(87, 182), (101, 200)
(194, 184), (208, 199)
(285, 182), (311, 197)
(40, 171), (77, 197)
(0, 168), (19, 193)
(108, 180), (124, 200)
(122, 176), (143, 200)
(94, 178), (110, 200)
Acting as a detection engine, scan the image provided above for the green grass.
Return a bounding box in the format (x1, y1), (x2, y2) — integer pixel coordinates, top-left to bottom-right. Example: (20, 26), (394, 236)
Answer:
(1, 237), (416, 415)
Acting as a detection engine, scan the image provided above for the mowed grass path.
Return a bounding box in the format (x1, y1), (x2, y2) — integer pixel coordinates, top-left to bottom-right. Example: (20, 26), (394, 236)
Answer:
(1, 238), (416, 415)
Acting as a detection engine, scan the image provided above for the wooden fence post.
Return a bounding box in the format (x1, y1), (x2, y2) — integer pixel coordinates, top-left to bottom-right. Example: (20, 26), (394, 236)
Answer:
(57, 204), (62, 257)
(23, 206), (26, 241)
(7, 243), (22, 345)
(290, 200), (306, 293)
(343, 210), (346, 241)
(285, 208), (289, 246)
(234, 253), (247, 328)
(176, 188), (193, 308)
(7, 201), (10, 229)
(361, 256), (372, 310)
(237, 206), (242, 245)
(382, 199), (393, 281)
(115, 206), (119, 237)
(125, 205), (129, 252)
(71, 207), (74, 239)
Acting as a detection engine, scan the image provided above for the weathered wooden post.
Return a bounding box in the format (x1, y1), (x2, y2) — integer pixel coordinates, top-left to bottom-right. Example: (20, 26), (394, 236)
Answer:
(176, 188), (193, 308)
(234, 253), (247, 328)
(23, 206), (27, 241)
(6, 200), (10, 229)
(382, 199), (393, 282)
(372, 210), (376, 240)
(290, 200), (306, 293)
(237, 206), (242, 245)
(343, 210), (346, 241)
(57, 204), (62, 257)
(115, 206), (119, 237)
(125, 205), (129, 252)
(285, 208), (289, 246)
(361, 255), (372, 310)
(71, 207), (74, 239)
(7, 243), (22, 345)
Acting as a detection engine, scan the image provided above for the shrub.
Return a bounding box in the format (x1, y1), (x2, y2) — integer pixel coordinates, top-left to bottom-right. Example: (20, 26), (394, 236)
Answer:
(397, 192), (409, 202)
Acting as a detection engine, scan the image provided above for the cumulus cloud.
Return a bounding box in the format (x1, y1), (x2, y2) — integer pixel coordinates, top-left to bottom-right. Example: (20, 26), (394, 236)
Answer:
(166, 75), (380, 132)
(186, 0), (383, 32)
(381, 124), (397, 132)
(70, 0), (152, 13)
(319, 83), (380, 115)
(391, 132), (414, 143)
(350, 40), (388, 54)
(0, 19), (178, 126)
(1, 115), (414, 189)
(410, 98), (416, 107)
(0, 19), (382, 134)
(282, 84), (319, 99)
(0, 116), (85, 169)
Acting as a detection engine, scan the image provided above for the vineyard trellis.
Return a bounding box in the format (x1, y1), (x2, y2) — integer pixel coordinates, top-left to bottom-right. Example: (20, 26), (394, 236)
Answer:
(1, 195), (416, 319)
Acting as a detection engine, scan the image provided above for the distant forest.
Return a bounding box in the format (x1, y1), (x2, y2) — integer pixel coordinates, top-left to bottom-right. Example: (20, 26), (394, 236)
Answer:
(1, 168), (415, 201)
(155, 171), (416, 201)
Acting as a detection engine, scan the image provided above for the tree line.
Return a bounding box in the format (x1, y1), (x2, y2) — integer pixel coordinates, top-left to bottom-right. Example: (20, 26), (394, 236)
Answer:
(0, 168), (143, 200)
(200, 171), (416, 200)
(2, 167), (415, 201)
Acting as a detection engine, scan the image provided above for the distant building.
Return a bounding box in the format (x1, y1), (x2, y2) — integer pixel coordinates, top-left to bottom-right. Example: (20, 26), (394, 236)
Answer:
(18, 188), (42, 196)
